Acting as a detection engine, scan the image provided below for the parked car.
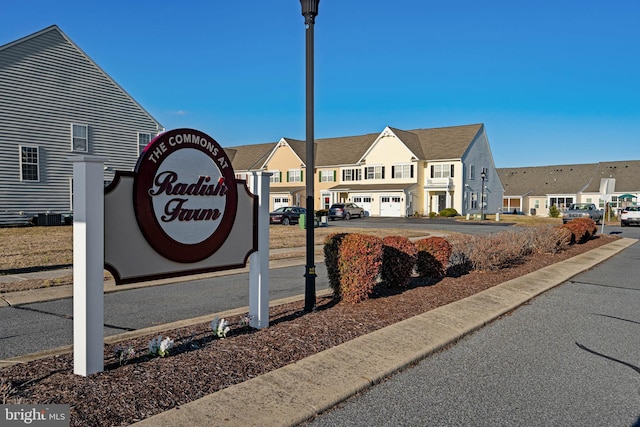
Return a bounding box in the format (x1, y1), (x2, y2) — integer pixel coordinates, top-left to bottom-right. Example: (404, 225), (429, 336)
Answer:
(328, 203), (365, 220)
(269, 206), (306, 226)
(620, 206), (640, 227)
(562, 203), (603, 224)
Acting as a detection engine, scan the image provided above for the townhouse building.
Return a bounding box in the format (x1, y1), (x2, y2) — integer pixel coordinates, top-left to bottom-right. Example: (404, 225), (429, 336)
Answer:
(498, 160), (640, 216)
(229, 123), (504, 217)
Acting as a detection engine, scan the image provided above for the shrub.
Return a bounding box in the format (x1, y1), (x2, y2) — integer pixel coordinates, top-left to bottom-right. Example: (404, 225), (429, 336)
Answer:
(530, 225), (572, 254)
(438, 208), (459, 218)
(573, 217), (598, 237)
(323, 233), (349, 297)
(428, 211), (437, 218)
(338, 234), (383, 303)
(381, 236), (418, 287)
(563, 218), (596, 244)
(549, 205), (561, 218)
(456, 231), (530, 271)
(415, 236), (452, 278)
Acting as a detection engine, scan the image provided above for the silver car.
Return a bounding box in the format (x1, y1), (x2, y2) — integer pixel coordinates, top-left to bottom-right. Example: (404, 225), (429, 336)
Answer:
(328, 203), (365, 220)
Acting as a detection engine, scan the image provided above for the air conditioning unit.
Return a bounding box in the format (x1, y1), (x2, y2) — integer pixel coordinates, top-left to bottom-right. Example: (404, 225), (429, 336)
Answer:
(37, 213), (62, 226)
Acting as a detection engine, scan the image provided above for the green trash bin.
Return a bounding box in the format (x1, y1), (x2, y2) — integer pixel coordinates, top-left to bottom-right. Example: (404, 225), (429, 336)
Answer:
(299, 213), (306, 229)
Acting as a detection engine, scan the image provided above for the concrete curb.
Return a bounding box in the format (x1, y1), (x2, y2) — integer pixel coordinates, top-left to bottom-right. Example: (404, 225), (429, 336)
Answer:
(129, 238), (637, 427)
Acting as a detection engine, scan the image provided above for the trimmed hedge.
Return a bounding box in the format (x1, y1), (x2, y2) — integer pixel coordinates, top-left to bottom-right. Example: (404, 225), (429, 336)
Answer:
(381, 236), (418, 288)
(563, 218), (596, 244)
(323, 233), (349, 297)
(415, 236), (452, 278)
(338, 233), (383, 303)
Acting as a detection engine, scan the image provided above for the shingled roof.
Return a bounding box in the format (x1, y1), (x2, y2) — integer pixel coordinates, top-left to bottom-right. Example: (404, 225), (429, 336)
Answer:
(582, 160), (640, 193)
(313, 132), (379, 166)
(411, 123), (483, 160)
(226, 123), (484, 170)
(498, 163), (599, 196)
(224, 142), (275, 171)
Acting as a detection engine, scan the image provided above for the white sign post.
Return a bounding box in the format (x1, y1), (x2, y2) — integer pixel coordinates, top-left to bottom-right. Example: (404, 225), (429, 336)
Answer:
(600, 178), (616, 235)
(70, 155), (106, 377)
(249, 172), (271, 329)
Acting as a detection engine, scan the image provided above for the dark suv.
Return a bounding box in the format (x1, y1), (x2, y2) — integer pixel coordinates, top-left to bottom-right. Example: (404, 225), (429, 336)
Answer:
(328, 203), (365, 220)
(269, 206), (306, 225)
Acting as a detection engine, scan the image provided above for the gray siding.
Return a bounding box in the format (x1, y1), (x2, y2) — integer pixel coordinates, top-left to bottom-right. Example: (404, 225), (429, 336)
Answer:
(0, 26), (162, 225)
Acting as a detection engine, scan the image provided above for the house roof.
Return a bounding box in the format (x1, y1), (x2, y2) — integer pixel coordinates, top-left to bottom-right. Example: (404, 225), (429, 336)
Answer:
(313, 133), (379, 166)
(224, 142), (276, 171)
(582, 160), (640, 193)
(269, 186), (306, 194)
(228, 123), (484, 171)
(498, 163), (599, 197)
(411, 123), (483, 160)
(329, 183), (415, 192)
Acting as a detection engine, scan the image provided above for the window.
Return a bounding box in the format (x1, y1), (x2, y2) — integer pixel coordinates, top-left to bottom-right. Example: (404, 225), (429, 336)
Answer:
(431, 163), (454, 179)
(20, 146), (39, 181)
(470, 164), (475, 180)
(269, 171), (281, 183)
(287, 169), (302, 182)
(71, 124), (88, 152)
(342, 168), (362, 181)
(534, 200), (540, 209)
(138, 132), (153, 155)
(550, 197), (574, 210)
(470, 192), (478, 210)
(392, 164), (414, 179)
(365, 165), (384, 180)
(319, 170), (335, 182)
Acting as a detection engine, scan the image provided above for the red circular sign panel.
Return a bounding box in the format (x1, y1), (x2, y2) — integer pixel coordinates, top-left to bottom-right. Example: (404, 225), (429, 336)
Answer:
(133, 129), (237, 263)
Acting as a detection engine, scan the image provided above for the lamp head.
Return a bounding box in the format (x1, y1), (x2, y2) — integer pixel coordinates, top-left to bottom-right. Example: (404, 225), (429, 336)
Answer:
(300, 0), (320, 25)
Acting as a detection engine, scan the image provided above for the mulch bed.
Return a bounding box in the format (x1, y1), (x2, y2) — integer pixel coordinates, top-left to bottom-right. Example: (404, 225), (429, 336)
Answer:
(0, 235), (617, 426)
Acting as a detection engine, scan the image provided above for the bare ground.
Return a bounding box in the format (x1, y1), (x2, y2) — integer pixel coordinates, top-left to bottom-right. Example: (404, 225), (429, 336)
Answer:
(0, 234), (616, 426)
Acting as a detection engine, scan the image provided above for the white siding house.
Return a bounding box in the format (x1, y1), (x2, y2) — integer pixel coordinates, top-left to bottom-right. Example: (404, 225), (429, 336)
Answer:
(0, 26), (163, 225)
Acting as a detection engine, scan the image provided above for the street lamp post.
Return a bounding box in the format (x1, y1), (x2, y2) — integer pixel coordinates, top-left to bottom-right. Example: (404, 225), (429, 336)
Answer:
(480, 168), (487, 220)
(300, 0), (319, 312)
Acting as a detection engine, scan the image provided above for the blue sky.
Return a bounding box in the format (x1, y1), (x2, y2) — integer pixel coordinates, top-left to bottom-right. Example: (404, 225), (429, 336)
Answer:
(2, 1), (638, 167)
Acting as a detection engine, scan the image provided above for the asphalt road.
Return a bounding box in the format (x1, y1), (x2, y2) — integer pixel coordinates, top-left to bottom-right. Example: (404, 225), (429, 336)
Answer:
(306, 227), (640, 427)
(0, 263), (329, 359)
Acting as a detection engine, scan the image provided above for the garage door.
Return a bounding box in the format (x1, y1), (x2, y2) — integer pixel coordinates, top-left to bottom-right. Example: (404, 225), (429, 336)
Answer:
(273, 196), (289, 210)
(352, 196), (372, 217)
(380, 196), (402, 217)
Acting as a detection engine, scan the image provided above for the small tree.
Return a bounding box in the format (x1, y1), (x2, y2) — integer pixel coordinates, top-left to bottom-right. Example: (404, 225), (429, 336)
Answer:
(549, 205), (560, 218)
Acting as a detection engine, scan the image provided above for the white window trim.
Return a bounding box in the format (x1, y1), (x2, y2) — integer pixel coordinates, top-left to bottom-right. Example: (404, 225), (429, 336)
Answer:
(71, 123), (89, 153)
(269, 170), (281, 183)
(393, 164), (412, 179)
(320, 170), (335, 182)
(19, 145), (40, 182)
(288, 169), (302, 183)
(365, 165), (383, 180)
(138, 132), (153, 155)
